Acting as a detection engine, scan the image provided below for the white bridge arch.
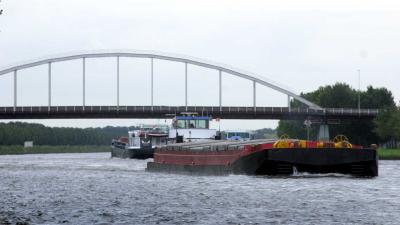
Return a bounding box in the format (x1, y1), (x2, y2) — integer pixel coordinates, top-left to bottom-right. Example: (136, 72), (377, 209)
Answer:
(0, 50), (322, 110)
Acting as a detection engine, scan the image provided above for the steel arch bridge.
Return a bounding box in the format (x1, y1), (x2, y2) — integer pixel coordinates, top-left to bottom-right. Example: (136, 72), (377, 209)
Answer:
(0, 50), (378, 120)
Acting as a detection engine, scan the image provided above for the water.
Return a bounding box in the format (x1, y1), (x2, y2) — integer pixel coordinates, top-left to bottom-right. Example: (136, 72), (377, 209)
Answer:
(0, 153), (399, 225)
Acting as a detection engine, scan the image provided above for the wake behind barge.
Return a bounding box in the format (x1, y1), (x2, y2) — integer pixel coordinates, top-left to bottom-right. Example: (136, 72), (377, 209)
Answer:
(147, 138), (378, 177)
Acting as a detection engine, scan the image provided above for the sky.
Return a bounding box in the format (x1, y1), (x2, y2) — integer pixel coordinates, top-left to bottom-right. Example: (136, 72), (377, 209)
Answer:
(0, 0), (400, 130)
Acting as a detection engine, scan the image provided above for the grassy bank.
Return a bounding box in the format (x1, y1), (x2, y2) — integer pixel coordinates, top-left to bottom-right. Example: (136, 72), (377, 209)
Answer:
(0, 145), (110, 155)
(378, 149), (400, 160)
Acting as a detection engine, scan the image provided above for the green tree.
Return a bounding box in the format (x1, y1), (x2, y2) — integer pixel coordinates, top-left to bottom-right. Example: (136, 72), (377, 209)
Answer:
(252, 128), (277, 139)
(0, 122), (139, 146)
(374, 106), (400, 147)
(277, 83), (395, 145)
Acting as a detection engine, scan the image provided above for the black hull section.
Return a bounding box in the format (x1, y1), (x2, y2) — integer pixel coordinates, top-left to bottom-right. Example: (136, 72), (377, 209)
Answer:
(147, 148), (378, 177)
(111, 147), (154, 159)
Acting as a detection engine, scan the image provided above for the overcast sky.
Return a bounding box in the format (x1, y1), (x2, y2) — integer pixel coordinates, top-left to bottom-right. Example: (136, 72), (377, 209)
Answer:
(0, 0), (399, 130)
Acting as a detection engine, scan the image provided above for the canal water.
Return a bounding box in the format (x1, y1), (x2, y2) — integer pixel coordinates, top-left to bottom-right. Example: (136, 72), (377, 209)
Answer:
(0, 153), (399, 225)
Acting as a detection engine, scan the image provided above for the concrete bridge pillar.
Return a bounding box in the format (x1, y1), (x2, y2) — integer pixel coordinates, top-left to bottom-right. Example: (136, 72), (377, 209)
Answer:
(318, 124), (330, 141)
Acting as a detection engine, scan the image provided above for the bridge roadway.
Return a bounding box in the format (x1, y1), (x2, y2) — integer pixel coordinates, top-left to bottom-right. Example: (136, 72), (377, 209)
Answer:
(0, 106), (378, 120)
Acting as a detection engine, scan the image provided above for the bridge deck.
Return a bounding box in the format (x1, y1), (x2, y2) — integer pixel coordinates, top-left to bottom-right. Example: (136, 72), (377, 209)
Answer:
(0, 106), (379, 120)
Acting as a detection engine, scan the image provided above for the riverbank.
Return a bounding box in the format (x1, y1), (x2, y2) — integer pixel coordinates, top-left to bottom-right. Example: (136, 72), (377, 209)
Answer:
(0, 145), (110, 155)
(378, 149), (400, 160)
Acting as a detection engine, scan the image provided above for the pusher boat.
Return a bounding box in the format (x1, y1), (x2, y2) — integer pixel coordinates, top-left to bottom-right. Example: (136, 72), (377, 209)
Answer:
(111, 124), (169, 159)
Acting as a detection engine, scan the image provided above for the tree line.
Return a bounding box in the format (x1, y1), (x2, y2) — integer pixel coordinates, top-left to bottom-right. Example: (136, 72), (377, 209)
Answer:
(0, 122), (139, 145)
(277, 83), (398, 146)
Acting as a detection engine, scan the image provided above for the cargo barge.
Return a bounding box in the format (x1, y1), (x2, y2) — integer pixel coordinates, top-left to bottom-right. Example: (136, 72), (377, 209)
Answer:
(147, 136), (378, 177)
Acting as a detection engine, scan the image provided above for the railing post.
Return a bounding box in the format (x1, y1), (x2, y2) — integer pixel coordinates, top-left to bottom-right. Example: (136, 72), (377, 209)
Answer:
(48, 62), (52, 111)
(287, 95), (291, 112)
(13, 70), (17, 111)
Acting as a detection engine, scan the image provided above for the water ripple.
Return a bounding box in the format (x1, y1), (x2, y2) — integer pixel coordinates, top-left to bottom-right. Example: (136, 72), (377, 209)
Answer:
(0, 153), (399, 225)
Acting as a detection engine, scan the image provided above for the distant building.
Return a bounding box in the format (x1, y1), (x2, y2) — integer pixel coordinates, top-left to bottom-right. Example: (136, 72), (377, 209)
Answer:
(24, 141), (34, 148)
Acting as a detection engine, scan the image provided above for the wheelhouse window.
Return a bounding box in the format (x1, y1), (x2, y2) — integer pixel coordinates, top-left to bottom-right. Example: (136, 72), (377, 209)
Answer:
(238, 132), (250, 139)
(227, 132), (234, 138)
(195, 120), (207, 129)
(174, 117), (209, 129)
(177, 120), (186, 129)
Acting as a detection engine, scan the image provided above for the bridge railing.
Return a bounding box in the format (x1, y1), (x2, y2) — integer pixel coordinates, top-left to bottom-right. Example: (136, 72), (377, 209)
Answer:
(2, 106), (305, 113)
(324, 108), (379, 116)
(0, 106), (379, 115)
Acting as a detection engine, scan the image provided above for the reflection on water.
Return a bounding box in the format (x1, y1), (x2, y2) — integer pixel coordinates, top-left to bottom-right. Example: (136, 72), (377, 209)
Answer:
(0, 153), (399, 225)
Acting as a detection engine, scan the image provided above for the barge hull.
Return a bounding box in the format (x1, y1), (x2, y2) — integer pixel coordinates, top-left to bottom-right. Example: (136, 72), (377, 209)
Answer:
(111, 148), (154, 159)
(147, 148), (378, 177)
(234, 148), (378, 176)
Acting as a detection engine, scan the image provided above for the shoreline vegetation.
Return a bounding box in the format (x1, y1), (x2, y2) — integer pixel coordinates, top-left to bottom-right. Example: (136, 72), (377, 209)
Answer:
(378, 149), (400, 160)
(0, 145), (399, 160)
(0, 145), (110, 155)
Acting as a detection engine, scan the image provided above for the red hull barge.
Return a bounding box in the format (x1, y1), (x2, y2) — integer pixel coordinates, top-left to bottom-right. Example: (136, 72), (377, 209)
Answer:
(146, 139), (378, 177)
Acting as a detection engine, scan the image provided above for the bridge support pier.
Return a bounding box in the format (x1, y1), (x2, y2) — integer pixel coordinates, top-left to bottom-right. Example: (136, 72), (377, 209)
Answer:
(318, 123), (330, 141)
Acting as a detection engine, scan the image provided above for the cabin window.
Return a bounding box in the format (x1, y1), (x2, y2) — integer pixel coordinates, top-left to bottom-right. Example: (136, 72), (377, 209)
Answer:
(240, 133), (250, 138)
(195, 120), (207, 129)
(177, 120), (186, 129)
